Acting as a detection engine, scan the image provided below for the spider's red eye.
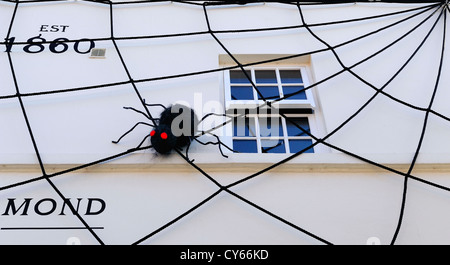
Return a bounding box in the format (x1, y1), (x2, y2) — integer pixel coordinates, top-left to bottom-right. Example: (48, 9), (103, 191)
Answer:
(160, 132), (168, 140)
(150, 130), (156, 137)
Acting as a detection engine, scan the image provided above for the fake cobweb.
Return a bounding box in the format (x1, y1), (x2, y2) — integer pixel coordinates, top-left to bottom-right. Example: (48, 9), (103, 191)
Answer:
(0, 0), (449, 245)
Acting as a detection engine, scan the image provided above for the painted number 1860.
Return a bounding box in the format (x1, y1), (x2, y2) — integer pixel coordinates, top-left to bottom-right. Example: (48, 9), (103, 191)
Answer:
(4, 35), (95, 54)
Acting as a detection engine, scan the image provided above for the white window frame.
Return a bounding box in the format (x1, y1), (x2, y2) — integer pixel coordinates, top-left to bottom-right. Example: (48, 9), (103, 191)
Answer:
(221, 63), (328, 155)
(224, 66), (316, 110)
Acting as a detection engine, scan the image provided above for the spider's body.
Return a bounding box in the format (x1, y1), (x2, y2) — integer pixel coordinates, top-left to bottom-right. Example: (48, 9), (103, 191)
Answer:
(150, 124), (176, 154)
(150, 104), (198, 155)
(113, 100), (233, 160)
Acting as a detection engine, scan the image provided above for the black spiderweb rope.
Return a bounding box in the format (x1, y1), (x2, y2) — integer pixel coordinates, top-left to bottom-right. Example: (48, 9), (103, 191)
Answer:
(0, 0), (448, 245)
(3, 0), (105, 245)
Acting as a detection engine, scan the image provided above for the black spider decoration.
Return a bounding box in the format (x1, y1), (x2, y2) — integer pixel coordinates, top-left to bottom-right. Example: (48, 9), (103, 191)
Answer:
(112, 100), (235, 160)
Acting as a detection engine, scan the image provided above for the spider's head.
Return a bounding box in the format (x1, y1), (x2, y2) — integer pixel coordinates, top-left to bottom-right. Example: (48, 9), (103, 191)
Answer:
(150, 124), (177, 154)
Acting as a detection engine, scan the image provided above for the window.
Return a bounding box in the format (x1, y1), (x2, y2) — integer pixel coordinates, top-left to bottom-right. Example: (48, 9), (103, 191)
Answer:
(232, 114), (315, 154)
(224, 66), (320, 154)
(225, 67), (315, 110)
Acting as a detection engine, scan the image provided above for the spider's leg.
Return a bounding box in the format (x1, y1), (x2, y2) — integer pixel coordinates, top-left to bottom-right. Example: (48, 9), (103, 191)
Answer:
(112, 122), (153, 144)
(193, 112), (238, 158)
(184, 139), (195, 163)
(132, 145), (153, 153)
(143, 100), (168, 111)
(196, 112), (235, 141)
(123, 106), (151, 120)
(174, 146), (194, 163)
(194, 132), (237, 158)
(194, 137), (226, 158)
(142, 101), (169, 125)
(205, 132), (236, 153)
(198, 112), (233, 124)
(136, 134), (151, 149)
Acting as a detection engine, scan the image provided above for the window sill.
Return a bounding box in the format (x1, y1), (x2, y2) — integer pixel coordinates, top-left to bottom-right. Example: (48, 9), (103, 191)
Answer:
(226, 100), (315, 112)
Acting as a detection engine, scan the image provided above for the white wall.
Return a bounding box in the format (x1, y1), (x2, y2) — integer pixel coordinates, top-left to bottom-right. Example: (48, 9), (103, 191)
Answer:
(0, 1), (449, 245)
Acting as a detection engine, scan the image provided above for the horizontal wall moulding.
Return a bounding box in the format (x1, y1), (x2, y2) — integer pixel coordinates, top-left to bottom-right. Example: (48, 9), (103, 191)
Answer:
(1, 153), (450, 174)
(2, 161), (450, 174)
